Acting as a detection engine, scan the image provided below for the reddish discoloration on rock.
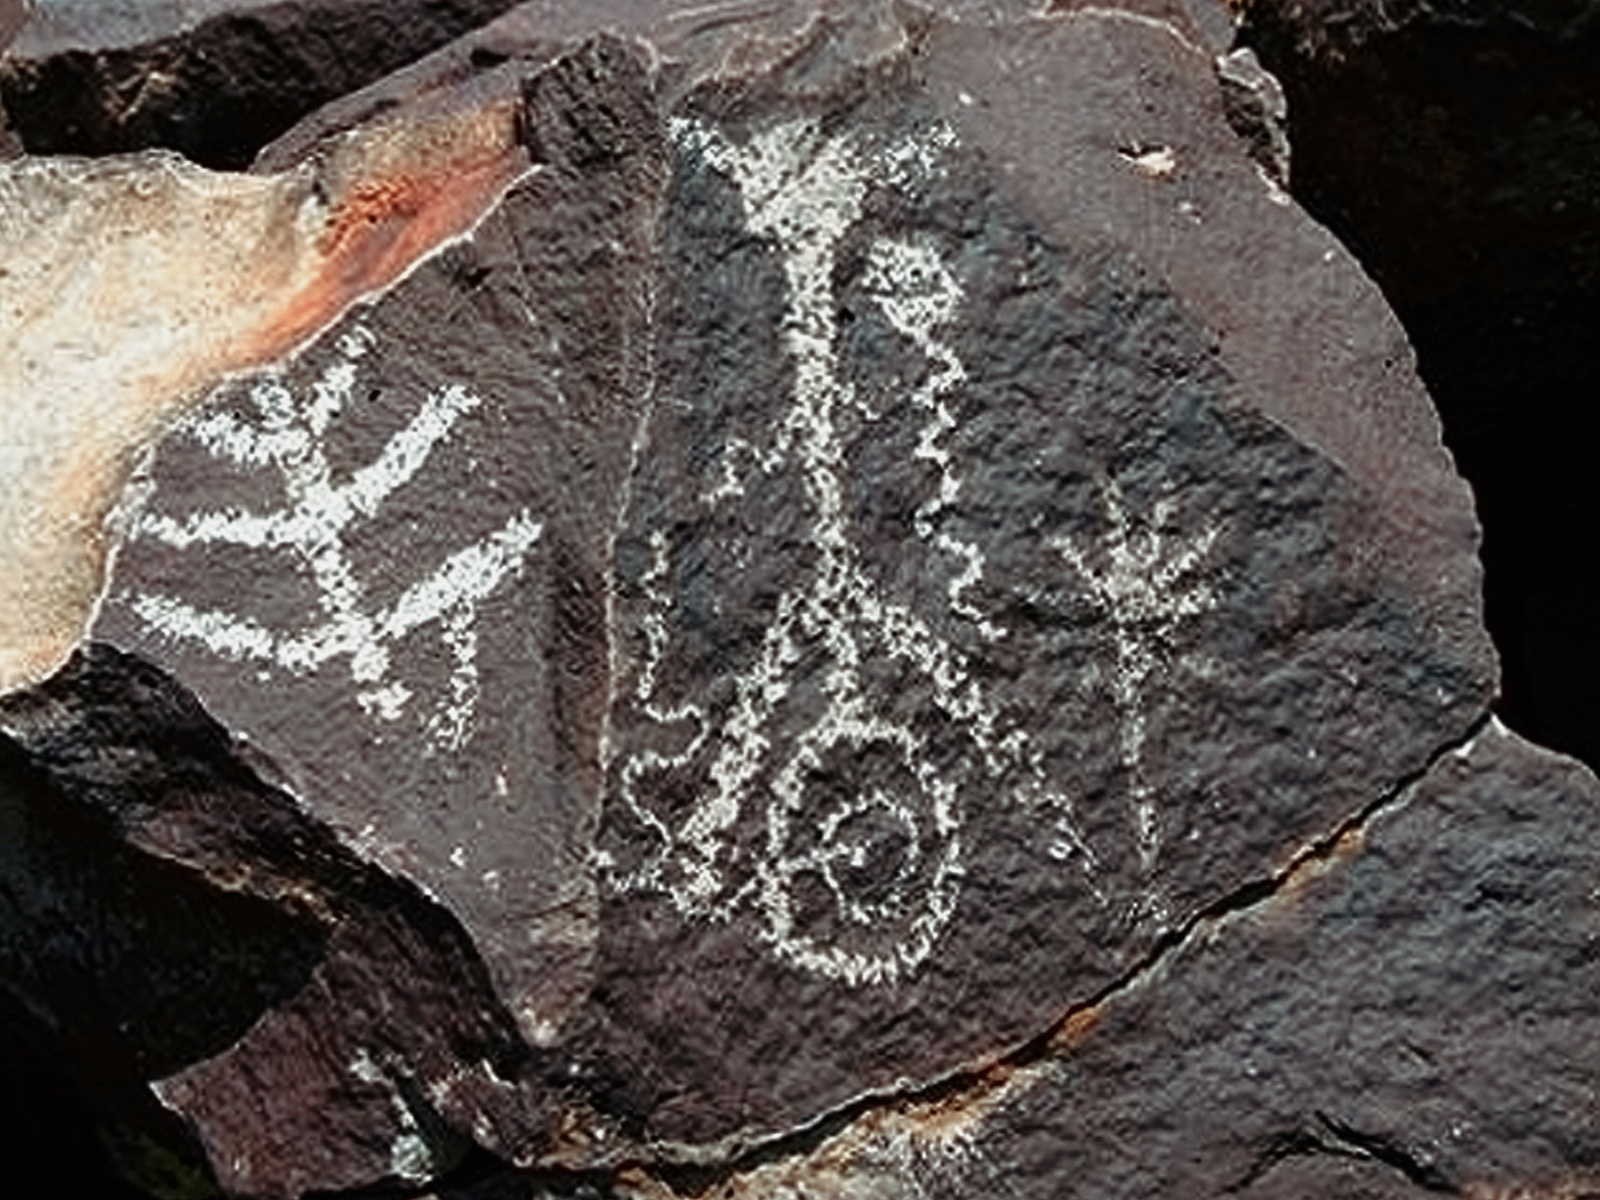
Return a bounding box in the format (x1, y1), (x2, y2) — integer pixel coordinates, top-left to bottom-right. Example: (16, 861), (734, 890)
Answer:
(246, 125), (527, 365)
(1049, 1005), (1105, 1053)
(0, 84), (525, 696)
(1266, 821), (1368, 915)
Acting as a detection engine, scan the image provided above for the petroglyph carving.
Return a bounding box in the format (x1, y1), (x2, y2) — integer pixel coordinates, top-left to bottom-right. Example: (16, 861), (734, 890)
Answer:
(1052, 480), (1220, 885)
(119, 327), (543, 753)
(604, 115), (1104, 987)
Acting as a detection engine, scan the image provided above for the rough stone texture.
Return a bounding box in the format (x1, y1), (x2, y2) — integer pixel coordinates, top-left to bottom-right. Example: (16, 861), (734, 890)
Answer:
(0, 0), (27, 158)
(600, 719), (1597, 1200)
(1215, 45), (1291, 187)
(1236, 0), (1600, 772)
(1050, 0), (1238, 55)
(0, 0), (530, 168)
(566, 7), (1490, 1143)
(987, 720), (1600, 1200)
(0, 53), (528, 696)
(0, 645), (550, 1200)
(47, 0), (1494, 1185)
(95, 31), (668, 1058)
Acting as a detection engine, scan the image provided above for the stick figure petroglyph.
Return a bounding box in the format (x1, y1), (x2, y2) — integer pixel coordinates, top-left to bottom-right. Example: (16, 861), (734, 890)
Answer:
(1052, 479), (1220, 881)
(121, 326), (543, 753)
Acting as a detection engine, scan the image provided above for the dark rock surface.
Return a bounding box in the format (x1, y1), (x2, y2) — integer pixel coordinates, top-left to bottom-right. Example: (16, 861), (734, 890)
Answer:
(61, 0), (1492, 1180)
(94, 30), (667, 1065)
(0, 0), (530, 168)
(571, 8), (1489, 1142)
(0, 0), (24, 158)
(6, 1), (1589, 1197)
(1237, 0), (1600, 774)
(987, 719), (1600, 1200)
(0, 645), (550, 1199)
(626, 718), (1597, 1200)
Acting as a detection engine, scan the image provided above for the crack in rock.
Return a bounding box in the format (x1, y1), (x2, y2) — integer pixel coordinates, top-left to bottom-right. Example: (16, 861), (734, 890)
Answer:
(518, 711), (1499, 1198)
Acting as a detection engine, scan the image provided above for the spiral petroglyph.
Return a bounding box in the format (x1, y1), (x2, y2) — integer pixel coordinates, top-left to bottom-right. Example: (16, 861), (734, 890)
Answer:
(599, 116), (1124, 986)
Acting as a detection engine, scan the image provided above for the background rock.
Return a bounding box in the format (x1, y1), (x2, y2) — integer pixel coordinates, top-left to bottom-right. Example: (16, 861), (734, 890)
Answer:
(0, 0), (530, 168)
(0, 986), (155, 1200)
(1236, 0), (1600, 773)
(0, 644), (551, 1200)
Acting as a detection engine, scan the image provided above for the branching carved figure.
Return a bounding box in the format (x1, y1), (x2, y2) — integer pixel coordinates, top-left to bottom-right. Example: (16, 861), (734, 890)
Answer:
(120, 326), (543, 753)
(1053, 481), (1219, 883)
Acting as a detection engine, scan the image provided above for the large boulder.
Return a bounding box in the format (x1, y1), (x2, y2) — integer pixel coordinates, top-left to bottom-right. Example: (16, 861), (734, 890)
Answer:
(0, 1), (1540, 1196)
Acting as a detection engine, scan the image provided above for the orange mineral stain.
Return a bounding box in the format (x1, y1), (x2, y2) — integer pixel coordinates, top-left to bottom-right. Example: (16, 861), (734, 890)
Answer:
(0, 92), (530, 695)
(1271, 821), (1368, 917)
(242, 138), (528, 371)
